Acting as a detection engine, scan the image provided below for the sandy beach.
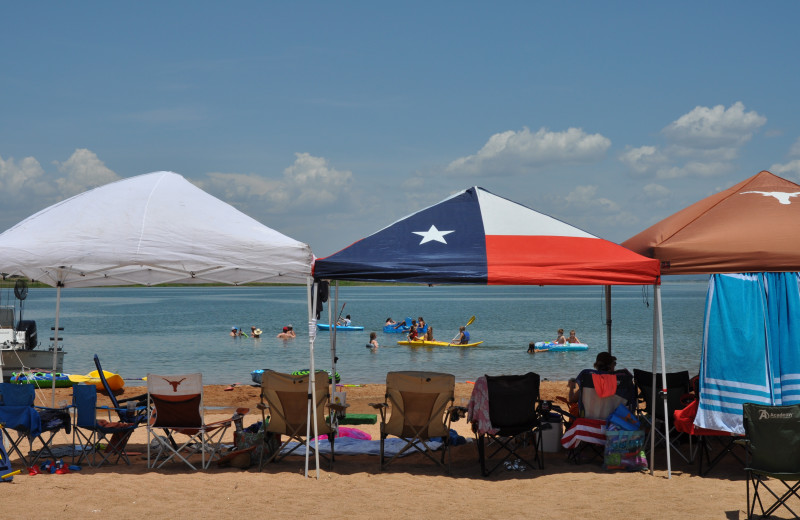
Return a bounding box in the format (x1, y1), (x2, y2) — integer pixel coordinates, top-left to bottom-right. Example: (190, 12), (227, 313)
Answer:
(3, 381), (755, 519)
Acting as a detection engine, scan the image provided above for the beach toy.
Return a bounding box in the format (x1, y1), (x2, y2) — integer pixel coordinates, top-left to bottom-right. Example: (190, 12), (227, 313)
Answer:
(1, 469), (21, 482)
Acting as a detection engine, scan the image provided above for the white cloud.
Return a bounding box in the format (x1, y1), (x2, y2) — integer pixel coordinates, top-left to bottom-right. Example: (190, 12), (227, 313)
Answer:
(790, 137), (800, 157)
(643, 183), (670, 198)
(619, 145), (666, 174)
(0, 154), (51, 195)
(662, 101), (766, 151)
(564, 185), (619, 212)
(655, 161), (729, 179)
(54, 149), (120, 196)
(202, 152), (354, 212)
(769, 159), (800, 180)
(446, 127), (611, 176)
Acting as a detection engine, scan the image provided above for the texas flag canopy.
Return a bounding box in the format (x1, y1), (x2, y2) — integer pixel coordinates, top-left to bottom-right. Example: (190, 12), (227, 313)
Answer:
(313, 187), (660, 286)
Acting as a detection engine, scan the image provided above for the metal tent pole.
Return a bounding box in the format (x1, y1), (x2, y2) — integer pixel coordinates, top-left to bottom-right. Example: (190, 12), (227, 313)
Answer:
(305, 277), (320, 479)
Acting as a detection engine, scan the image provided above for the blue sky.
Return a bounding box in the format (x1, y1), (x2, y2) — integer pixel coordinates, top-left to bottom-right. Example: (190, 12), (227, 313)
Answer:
(2, 2), (799, 257)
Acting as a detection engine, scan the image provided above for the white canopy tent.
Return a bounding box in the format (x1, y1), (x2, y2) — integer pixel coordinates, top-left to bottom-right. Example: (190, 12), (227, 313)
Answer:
(0, 171), (326, 477)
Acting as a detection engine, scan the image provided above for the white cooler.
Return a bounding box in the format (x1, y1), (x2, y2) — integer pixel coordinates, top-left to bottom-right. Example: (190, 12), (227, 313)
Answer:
(541, 417), (563, 452)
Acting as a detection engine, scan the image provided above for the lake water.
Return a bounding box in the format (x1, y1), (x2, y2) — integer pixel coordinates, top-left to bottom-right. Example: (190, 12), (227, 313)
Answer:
(12, 282), (709, 386)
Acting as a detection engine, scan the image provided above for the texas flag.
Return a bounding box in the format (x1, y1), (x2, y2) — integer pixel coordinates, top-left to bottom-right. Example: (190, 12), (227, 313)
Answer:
(313, 187), (659, 286)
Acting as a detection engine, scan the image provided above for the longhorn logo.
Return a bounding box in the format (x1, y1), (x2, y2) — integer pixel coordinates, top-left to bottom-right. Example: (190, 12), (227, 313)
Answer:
(162, 377), (186, 392)
(741, 191), (800, 205)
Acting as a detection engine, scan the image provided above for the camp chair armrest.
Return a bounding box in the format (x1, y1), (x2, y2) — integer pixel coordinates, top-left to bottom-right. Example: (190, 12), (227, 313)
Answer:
(368, 402), (387, 410)
(257, 402), (269, 411)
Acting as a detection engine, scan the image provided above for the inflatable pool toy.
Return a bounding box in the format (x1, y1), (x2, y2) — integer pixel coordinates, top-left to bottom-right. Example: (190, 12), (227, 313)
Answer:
(396, 339), (484, 347)
(383, 317), (412, 333)
(10, 372), (75, 388)
(250, 368), (342, 385)
(317, 323), (365, 331)
(532, 341), (589, 352)
(68, 370), (125, 391)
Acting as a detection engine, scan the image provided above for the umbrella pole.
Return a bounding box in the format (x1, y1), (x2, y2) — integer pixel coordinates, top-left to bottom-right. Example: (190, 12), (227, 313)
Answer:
(305, 277), (320, 479)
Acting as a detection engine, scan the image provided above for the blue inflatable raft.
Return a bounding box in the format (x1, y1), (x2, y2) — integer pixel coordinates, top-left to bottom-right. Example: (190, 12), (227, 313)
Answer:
(532, 341), (589, 352)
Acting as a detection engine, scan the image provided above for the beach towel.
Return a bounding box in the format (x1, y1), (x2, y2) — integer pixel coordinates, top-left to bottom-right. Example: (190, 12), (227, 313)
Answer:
(280, 437), (444, 457)
(765, 272), (800, 405)
(697, 274), (772, 434)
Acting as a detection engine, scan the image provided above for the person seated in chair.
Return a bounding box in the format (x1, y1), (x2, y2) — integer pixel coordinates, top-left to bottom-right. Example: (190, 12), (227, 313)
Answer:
(567, 351), (618, 407)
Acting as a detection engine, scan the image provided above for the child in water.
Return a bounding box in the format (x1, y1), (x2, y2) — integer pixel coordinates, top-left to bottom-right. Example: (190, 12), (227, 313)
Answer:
(555, 328), (567, 344)
(567, 329), (581, 343)
(366, 331), (379, 350)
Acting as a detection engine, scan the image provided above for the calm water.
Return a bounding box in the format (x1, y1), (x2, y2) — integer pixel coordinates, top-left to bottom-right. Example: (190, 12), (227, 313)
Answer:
(12, 282), (709, 386)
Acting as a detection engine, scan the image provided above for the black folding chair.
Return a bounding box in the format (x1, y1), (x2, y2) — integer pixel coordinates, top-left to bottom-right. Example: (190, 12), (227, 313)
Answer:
(476, 372), (543, 476)
(742, 402), (800, 519)
(633, 369), (691, 463)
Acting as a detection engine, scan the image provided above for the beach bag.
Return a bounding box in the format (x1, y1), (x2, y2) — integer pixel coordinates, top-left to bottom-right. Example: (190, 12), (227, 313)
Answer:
(603, 429), (647, 471)
(606, 404), (640, 431)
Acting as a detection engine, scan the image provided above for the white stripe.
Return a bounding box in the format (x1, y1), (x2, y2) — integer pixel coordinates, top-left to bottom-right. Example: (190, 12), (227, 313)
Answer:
(476, 188), (596, 237)
(704, 377), (771, 393)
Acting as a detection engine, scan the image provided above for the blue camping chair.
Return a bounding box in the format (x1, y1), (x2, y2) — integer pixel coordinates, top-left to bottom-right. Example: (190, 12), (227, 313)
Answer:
(0, 382), (70, 467)
(72, 384), (141, 467)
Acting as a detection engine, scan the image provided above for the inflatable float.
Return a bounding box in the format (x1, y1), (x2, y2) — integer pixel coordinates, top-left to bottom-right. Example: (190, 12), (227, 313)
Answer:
(68, 370), (125, 391)
(316, 323), (365, 331)
(397, 339), (484, 347)
(250, 368), (341, 385)
(382, 318), (429, 334)
(532, 341), (589, 352)
(10, 371), (75, 388)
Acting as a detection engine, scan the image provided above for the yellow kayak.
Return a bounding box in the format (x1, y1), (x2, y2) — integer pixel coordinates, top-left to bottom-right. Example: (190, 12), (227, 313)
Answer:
(68, 370), (125, 391)
(397, 339), (484, 347)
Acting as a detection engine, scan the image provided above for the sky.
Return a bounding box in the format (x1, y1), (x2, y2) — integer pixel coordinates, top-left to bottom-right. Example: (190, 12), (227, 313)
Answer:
(2, 2), (800, 257)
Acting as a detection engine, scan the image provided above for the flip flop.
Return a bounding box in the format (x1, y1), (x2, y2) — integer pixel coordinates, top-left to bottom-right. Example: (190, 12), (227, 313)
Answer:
(224, 382), (243, 391)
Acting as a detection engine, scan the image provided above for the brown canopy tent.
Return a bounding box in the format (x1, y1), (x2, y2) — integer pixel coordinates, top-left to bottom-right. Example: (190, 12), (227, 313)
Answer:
(623, 170), (800, 274)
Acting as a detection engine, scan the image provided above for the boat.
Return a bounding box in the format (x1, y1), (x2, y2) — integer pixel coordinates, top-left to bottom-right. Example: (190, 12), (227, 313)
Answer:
(396, 339), (485, 347)
(68, 370), (125, 391)
(316, 323), (365, 331)
(0, 280), (65, 381)
(250, 368), (341, 385)
(532, 341), (589, 352)
(10, 371), (74, 388)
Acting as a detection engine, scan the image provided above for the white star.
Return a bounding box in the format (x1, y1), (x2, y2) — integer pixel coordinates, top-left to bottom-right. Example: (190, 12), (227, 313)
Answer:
(413, 225), (455, 245)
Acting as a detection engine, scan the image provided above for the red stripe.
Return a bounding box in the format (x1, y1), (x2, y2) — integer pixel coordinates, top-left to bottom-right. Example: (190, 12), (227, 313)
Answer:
(485, 236), (660, 285)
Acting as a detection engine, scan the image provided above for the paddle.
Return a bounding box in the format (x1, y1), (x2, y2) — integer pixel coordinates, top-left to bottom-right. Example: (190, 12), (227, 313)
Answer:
(336, 302), (347, 326)
(451, 316), (476, 344)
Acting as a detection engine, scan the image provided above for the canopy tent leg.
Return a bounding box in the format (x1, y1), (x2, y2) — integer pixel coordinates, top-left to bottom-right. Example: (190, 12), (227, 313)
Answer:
(305, 277), (320, 479)
(50, 282), (63, 407)
(605, 285), (612, 353)
(649, 283), (671, 478)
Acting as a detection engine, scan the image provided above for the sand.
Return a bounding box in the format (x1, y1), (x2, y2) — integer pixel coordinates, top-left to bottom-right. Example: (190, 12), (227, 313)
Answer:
(2, 381), (759, 519)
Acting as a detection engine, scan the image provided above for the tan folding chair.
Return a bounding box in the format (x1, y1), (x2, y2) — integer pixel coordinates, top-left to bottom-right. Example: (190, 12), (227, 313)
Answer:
(370, 371), (457, 473)
(146, 373), (232, 470)
(258, 370), (344, 470)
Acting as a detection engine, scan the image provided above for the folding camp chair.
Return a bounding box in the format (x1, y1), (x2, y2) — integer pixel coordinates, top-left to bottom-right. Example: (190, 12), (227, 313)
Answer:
(633, 369), (692, 463)
(673, 398), (746, 477)
(0, 382), (70, 467)
(93, 354), (148, 424)
(561, 369), (636, 463)
(72, 384), (139, 467)
(471, 372), (543, 476)
(742, 402), (800, 519)
(257, 370), (344, 470)
(146, 372), (232, 470)
(370, 371), (457, 473)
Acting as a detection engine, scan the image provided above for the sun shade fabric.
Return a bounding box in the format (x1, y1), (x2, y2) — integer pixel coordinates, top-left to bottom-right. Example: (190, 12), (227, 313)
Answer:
(0, 171), (314, 286)
(698, 273), (800, 434)
(623, 171), (800, 275)
(314, 187), (660, 285)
